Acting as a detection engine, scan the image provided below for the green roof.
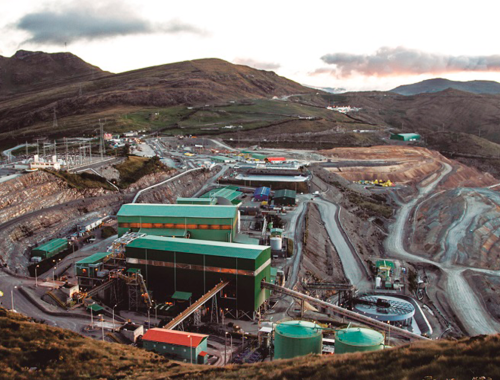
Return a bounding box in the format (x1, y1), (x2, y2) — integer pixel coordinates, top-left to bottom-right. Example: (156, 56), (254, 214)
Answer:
(34, 238), (67, 253)
(271, 228), (284, 234)
(376, 260), (395, 269)
(201, 187), (243, 202)
(176, 197), (216, 205)
(118, 204), (238, 219)
(127, 268), (140, 273)
(138, 228), (188, 237)
(275, 321), (322, 338)
(233, 233), (260, 245)
(127, 236), (268, 260)
(76, 252), (111, 265)
(172, 291), (192, 301)
(87, 304), (104, 312)
(336, 328), (384, 346)
(274, 189), (297, 199)
(251, 153), (267, 160)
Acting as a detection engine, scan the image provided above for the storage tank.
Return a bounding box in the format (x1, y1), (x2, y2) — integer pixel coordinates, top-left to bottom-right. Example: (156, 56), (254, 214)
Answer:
(270, 237), (282, 250)
(335, 327), (384, 354)
(375, 276), (382, 289)
(274, 320), (322, 359)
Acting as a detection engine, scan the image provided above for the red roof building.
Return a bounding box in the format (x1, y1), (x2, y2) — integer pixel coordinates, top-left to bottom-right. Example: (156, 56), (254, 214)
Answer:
(142, 328), (209, 364)
(266, 157), (286, 162)
(142, 328), (207, 348)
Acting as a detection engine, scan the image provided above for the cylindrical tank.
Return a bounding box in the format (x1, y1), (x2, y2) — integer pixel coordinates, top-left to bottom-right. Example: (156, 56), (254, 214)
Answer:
(375, 276), (382, 288)
(274, 320), (322, 359)
(335, 327), (384, 354)
(270, 237), (282, 250)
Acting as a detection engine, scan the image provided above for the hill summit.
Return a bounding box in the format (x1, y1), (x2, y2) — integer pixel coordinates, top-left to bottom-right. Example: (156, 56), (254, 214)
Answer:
(390, 78), (500, 96)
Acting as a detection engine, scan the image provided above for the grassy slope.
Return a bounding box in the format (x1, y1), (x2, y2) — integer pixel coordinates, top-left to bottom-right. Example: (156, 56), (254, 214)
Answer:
(1, 308), (499, 380)
(114, 156), (171, 188)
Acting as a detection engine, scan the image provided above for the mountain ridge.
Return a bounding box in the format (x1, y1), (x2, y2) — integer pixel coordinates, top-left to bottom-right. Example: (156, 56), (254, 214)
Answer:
(391, 78), (500, 96)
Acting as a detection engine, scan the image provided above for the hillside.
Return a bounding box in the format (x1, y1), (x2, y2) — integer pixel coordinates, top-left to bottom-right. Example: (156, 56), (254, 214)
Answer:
(0, 52), (316, 148)
(0, 50), (107, 98)
(391, 78), (500, 96)
(1, 307), (500, 380)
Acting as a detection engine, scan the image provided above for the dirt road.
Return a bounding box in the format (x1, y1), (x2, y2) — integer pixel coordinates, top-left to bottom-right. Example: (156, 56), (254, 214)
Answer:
(386, 163), (500, 335)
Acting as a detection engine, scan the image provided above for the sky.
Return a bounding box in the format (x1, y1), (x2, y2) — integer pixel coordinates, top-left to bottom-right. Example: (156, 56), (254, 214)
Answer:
(2, 0), (500, 91)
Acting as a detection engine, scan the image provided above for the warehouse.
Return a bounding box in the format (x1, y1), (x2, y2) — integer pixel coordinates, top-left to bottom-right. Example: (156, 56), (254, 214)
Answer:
(32, 238), (68, 260)
(142, 328), (208, 364)
(390, 133), (421, 141)
(125, 236), (271, 315)
(117, 204), (239, 242)
(201, 186), (243, 205)
(254, 187), (271, 201)
(273, 189), (296, 206)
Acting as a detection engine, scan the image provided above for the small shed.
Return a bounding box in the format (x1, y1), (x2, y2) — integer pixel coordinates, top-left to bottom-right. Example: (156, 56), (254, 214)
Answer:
(32, 238), (68, 259)
(254, 187), (271, 201)
(274, 189), (297, 206)
(142, 328), (209, 364)
(390, 133), (421, 141)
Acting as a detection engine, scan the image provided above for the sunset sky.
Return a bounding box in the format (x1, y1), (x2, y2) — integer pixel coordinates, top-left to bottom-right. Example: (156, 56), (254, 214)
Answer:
(2, 0), (500, 91)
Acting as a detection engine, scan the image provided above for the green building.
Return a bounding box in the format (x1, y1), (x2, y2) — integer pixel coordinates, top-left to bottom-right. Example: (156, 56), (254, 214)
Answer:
(32, 238), (68, 259)
(201, 186), (243, 205)
(274, 189), (296, 206)
(390, 133), (421, 141)
(125, 236), (271, 314)
(117, 204), (239, 242)
(75, 252), (113, 287)
(142, 328), (208, 364)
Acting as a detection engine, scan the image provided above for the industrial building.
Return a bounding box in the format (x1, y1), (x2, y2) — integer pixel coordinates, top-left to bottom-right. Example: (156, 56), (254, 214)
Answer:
(201, 186), (243, 205)
(274, 320), (323, 359)
(32, 238), (68, 260)
(125, 236), (271, 315)
(254, 187), (270, 201)
(273, 189), (296, 206)
(75, 252), (113, 288)
(335, 327), (385, 354)
(390, 133), (421, 141)
(176, 197), (216, 205)
(211, 156), (236, 163)
(353, 295), (415, 327)
(142, 328), (208, 364)
(117, 204), (240, 242)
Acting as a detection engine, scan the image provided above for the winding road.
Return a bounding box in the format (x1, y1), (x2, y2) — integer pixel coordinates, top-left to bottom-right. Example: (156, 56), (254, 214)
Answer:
(385, 163), (500, 335)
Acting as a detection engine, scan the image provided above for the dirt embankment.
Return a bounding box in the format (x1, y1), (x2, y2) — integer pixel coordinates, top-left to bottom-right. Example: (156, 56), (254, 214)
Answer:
(299, 203), (347, 287)
(319, 145), (498, 188)
(0, 167), (220, 273)
(465, 271), (500, 322)
(0, 171), (112, 224)
(411, 188), (500, 269)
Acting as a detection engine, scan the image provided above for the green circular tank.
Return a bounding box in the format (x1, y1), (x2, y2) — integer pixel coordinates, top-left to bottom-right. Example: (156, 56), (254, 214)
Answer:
(335, 327), (385, 354)
(274, 320), (322, 359)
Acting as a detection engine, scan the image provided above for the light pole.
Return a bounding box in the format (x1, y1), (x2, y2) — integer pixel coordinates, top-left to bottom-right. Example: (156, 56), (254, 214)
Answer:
(188, 334), (193, 364)
(11, 286), (17, 311)
(90, 303), (95, 328)
(35, 265), (39, 287)
(147, 307), (151, 328)
(154, 303), (158, 325)
(112, 304), (117, 331)
(99, 314), (104, 341)
(53, 266), (57, 282)
(224, 332), (228, 366)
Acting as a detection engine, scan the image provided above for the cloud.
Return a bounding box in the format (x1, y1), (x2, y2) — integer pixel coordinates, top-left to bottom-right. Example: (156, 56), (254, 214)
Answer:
(233, 58), (281, 70)
(318, 46), (500, 77)
(15, 2), (205, 45)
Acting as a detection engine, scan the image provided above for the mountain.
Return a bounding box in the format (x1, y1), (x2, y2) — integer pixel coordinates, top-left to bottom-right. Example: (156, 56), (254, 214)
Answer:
(1, 307), (500, 380)
(0, 50), (107, 97)
(0, 51), (317, 146)
(391, 78), (500, 96)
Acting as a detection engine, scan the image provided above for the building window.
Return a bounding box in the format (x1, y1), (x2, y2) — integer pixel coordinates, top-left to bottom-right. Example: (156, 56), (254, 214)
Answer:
(184, 348), (187, 352)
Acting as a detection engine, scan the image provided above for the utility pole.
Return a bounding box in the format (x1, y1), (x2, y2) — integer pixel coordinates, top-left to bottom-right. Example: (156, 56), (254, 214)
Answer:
(53, 108), (58, 129)
(36, 139), (39, 156)
(99, 119), (104, 161)
(89, 141), (92, 163)
(65, 137), (69, 168)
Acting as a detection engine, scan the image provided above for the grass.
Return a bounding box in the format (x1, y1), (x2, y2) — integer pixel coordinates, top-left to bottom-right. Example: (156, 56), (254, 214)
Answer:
(114, 156), (171, 188)
(46, 170), (116, 191)
(1, 307), (500, 379)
